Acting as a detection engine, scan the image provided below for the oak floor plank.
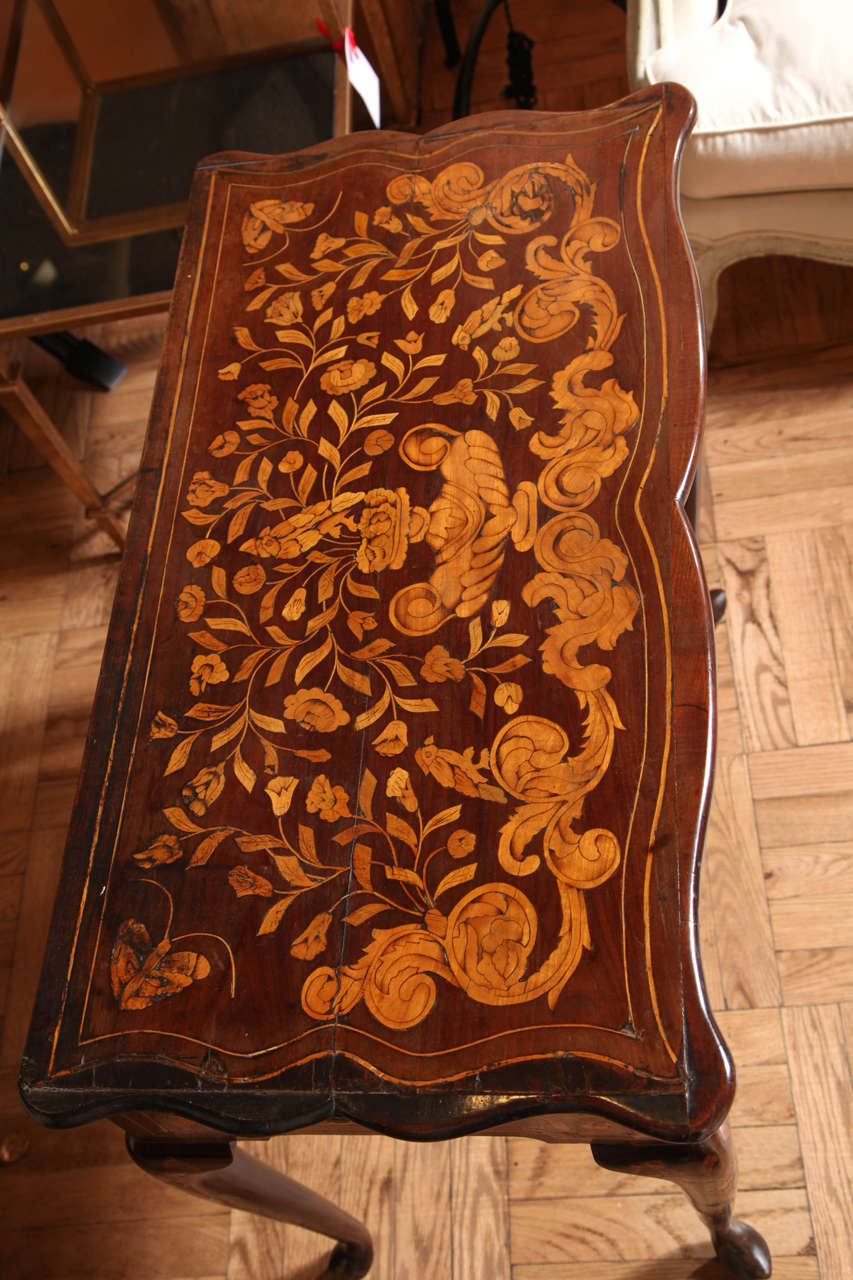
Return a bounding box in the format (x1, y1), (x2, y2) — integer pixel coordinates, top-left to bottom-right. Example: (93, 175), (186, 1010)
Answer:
(29, 773), (78, 833)
(0, 529), (70, 639)
(815, 522), (853, 734)
(750, 744), (853, 850)
(393, 1139), (452, 1280)
(509, 1188), (812, 1264)
(715, 707), (745, 760)
(713, 483), (853, 542)
(713, 1008), (786, 1067)
(0, 831), (28, 877)
(37, 623), (108, 788)
(508, 1125), (803, 1201)
(694, 456), (717, 547)
(0, 825), (66, 1066)
(5, 1161), (225, 1230)
(279, 1135), (342, 1277)
(770, 893), (853, 951)
(225, 1137), (286, 1280)
(0, 872), (24, 1014)
(778, 948), (853, 1006)
(704, 405), (853, 466)
(0, 1215), (229, 1280)
(841, 1002), (853, 1077)
(338, 1135), (396, 1279)
(60, 540), (125, 633)
(730, 1064), (795, 1128)
(710, 444), (853, 509)
(0, 1067), (125, 1172)
(712, 619), (745, 758)
(716, 540), (794, 752)
(704, 755), (780, 1008)
(700, 544), (721, 586)
(783, 1004), (853, 1279)
(755, 792), (853, 849)
(763, 842), (853, 900)
(0, 467), (80, 536)
(451, 1137), (511, 1280)
(748, 741), (853, 798)
(765, 531), (848, 744)
(0, 632), (58, 834)
(513, 1258), (819, 1279)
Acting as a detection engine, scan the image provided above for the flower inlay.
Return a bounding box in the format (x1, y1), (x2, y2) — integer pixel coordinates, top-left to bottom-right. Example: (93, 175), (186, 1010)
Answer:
(118, 150), (643, 1032)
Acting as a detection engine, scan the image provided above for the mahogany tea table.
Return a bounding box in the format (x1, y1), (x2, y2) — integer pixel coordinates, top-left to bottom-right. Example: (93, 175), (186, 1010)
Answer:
(20, 86), (772, 1278)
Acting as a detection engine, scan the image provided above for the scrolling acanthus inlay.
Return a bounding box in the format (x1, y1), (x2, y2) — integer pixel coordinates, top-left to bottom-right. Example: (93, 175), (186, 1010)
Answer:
(109, 151), (641, 1033)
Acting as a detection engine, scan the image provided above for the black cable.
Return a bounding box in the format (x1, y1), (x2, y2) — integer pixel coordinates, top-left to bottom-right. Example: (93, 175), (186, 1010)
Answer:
(503, 0), (536, 110)
(452, 0), (536, 119)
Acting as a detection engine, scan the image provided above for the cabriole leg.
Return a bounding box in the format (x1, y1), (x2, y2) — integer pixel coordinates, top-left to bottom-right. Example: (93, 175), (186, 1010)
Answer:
(591, 1123), (771, 1278)
(127, 1136), (373, 1278)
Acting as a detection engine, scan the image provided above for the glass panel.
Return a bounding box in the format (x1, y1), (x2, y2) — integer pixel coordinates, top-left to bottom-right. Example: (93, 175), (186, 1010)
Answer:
(6, 0), (82, 204)
(0, 1), (338, 325)
(0, 154), (182, 319)
(86, 51), (336, 219)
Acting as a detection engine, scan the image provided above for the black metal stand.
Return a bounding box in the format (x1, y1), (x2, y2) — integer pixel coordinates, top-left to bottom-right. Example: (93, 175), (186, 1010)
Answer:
(435, 0), (461, 66)
(30, 331), (126, 391)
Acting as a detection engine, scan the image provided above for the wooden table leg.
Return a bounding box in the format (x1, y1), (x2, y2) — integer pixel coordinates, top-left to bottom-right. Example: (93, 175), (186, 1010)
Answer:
(591, 1123), (771, 1278)
(127, 1136), (374, 1278)
(0, 355), (126, 549)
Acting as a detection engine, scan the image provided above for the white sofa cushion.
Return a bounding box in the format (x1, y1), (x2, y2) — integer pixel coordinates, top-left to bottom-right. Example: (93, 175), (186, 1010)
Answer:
(643, 0), (853, 198)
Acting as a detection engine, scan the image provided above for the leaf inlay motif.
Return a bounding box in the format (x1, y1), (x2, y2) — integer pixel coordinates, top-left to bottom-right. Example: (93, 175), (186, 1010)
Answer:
(119, 151), (642, 1031)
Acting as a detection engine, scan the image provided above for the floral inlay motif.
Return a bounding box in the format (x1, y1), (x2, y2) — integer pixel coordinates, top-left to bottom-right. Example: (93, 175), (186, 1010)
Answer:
(117, 151), (642, 1030)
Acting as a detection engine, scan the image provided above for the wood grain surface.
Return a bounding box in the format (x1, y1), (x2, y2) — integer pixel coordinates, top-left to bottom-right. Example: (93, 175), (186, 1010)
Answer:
(2, 2), (851, 1276)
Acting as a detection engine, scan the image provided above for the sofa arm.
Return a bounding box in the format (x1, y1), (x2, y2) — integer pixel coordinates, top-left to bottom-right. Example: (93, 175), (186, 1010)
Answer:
(626, 0), (720, 88)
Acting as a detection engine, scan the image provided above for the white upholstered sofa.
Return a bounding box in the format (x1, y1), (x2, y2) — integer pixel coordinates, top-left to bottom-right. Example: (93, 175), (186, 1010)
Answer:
(627, 0), (853, 337)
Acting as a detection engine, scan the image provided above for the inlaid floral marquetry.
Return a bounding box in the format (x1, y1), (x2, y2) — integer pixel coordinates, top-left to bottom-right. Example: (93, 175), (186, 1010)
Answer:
(124, 146), (641, 1039)
(25, 90), (729, 1138)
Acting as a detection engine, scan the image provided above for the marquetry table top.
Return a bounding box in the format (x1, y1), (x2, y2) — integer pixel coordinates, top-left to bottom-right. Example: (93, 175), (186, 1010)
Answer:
(22, 85), (731, 1145)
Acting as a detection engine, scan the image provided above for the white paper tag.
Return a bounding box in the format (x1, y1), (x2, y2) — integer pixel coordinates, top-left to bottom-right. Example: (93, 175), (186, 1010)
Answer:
(344, 27), (381, 128)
